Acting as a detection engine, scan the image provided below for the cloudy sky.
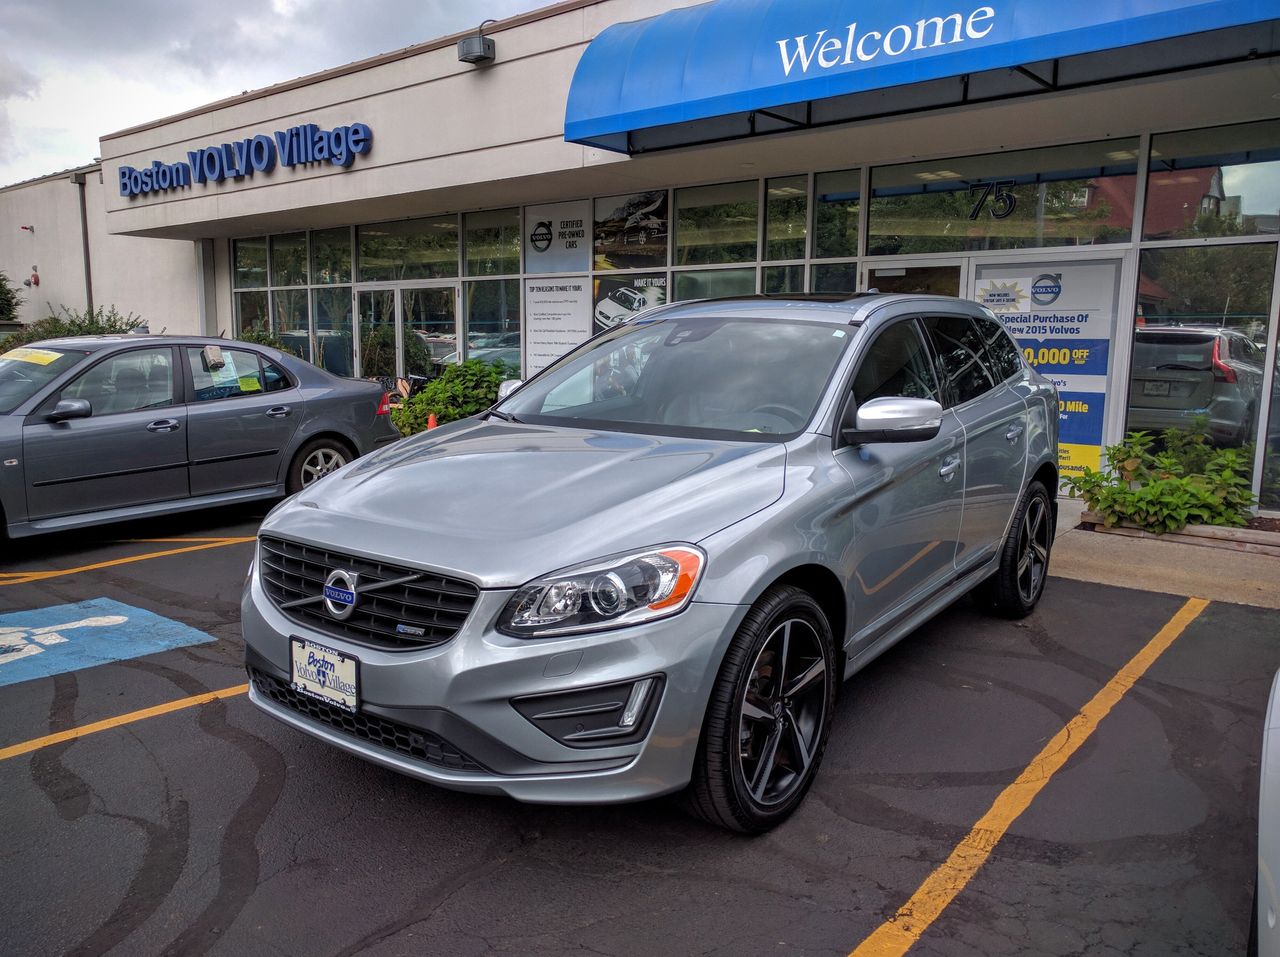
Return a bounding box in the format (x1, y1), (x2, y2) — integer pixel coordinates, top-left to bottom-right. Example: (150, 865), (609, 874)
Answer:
(0, 0), (546, 187)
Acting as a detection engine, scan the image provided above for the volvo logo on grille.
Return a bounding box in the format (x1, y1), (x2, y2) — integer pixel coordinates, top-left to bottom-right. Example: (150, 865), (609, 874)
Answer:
(322, 569), (359, 620)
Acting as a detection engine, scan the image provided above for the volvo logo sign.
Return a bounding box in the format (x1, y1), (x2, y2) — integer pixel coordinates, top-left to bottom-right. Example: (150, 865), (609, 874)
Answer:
(322, 569), (359, 620)
(530, 221), (553, 252)
(1031, 273), (1063, 306)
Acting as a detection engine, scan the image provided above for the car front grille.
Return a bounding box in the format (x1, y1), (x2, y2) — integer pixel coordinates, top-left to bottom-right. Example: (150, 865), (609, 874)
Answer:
(258, 535), (480, 651)
(250, 669), (486, 773)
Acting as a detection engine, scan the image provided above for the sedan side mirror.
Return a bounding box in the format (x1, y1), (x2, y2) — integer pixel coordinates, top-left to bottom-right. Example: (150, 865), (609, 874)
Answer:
(842, 396), (942, 445)
(496, 379), (523, 402)
(47, 398), (92, 422)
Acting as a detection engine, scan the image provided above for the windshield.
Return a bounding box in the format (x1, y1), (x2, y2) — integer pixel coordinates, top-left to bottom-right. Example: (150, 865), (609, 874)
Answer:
(498, 316), (850, 441)
(0, 347), (85, 414)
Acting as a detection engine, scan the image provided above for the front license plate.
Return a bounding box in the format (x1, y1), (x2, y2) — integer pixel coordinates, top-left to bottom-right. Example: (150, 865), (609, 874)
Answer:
(1143, 380), (1171, 396)
(290, 637), (359, 712)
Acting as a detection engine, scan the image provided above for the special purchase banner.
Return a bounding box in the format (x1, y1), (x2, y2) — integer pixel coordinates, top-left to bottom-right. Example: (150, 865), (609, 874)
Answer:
(973, 261), (1121, 475)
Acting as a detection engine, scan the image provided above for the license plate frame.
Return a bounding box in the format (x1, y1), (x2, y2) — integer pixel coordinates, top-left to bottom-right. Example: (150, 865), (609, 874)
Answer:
(290, 637), (360, 713)
(1143, 380), (1172, 397)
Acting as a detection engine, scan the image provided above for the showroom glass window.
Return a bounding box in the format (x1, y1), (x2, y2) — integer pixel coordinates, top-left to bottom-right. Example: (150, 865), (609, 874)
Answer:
(358, 217), (459, 282)
(868, 140), (1139, 255)
(1125, 244), (1277, 487)
(1145, 120), (1280, 241)
(814, 169), (861, 260)
(675, 181), (758, 265)
(232, 231), (355, 370)
(465, 280), (521, 376)
(464, 209), (520, 277)
(765, 176), (807, 262)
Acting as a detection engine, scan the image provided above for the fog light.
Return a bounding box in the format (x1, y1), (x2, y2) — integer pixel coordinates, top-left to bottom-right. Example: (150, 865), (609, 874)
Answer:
(619, 677), (655, 729)
(512, 675), (664, 748)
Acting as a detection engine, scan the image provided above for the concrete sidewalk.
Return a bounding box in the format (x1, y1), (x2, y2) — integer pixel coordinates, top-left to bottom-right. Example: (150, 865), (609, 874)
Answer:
(1052, 496), (1280, 609)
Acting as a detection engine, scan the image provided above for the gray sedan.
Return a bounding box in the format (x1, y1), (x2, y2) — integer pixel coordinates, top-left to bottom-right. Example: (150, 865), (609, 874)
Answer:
(0, 335), (399, 538)
(243, 294), (1059, 832)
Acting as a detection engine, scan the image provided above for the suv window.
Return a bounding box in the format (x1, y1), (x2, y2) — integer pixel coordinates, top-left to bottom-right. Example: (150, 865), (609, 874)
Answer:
(62, 347), (175, 415)
(921, 315), (997, 406)
(187, 347), (265, 401)
(975, 316), (1023, 382)
(852, 320), (941, 406)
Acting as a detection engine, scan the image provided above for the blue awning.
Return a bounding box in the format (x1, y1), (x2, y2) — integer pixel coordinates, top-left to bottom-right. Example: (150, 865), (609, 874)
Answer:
(565, 0), (1279, 153)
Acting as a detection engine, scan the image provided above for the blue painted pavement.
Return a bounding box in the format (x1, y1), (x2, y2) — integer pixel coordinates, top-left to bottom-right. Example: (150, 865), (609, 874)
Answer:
(0, 598), (214, 688)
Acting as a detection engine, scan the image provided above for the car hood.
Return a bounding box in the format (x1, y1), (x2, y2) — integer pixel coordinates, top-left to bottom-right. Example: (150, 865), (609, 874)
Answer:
(261, 418), (786, 588)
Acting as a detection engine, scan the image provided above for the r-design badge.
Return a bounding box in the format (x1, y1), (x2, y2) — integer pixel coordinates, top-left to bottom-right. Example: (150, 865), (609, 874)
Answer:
(322, 569), (359, 620)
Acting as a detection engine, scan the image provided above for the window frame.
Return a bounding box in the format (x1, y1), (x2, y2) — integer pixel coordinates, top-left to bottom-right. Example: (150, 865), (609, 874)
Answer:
(835, 317), (941, 449)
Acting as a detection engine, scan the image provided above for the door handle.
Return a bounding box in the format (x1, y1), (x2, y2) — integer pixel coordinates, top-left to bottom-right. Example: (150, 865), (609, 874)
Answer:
(1005, 424), (1025, 443)
(265, 406), (292, 418)
(147, 419), (180, 433)
(939, 455), (961, 482)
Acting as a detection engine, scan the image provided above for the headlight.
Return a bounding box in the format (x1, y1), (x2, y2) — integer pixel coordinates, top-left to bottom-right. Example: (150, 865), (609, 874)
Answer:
(497, 545), (705, 638)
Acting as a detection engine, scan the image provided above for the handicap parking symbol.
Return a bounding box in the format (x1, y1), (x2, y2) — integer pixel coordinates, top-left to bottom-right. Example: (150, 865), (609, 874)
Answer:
(0, 598), (214, 688)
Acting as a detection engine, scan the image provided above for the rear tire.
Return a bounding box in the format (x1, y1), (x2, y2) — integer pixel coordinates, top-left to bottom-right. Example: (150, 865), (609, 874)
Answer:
(684, 585), (837, 834)
(287, 438), (352, 494)
(973, 480), (1053, 619)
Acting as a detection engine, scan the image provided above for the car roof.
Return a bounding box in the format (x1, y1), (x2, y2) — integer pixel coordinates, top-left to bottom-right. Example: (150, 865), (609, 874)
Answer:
(639, 292), (982, 326)
(22, 335), (278, 353)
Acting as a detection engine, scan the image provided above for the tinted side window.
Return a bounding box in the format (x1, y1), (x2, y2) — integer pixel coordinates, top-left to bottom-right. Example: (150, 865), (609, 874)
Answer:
(852, 320), (941, 406)
(262, 360), (292, 393)
(187, 347), (266, 402)
(921, 315), (996, 405)
(62, 348), (175, 415)
(975, 316), (1024, 382)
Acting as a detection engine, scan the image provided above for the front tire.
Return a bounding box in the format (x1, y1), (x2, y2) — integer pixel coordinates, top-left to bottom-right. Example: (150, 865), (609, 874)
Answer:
(287, 438), (351, 494)
(685, 585), (837, 834)
(974, 480), (1053, 619)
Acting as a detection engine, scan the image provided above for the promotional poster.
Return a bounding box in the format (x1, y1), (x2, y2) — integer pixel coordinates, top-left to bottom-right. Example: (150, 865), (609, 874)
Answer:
(973, 260), (1121, 474)
(525, 279), (592, 376)
(592, 274), (668, 333)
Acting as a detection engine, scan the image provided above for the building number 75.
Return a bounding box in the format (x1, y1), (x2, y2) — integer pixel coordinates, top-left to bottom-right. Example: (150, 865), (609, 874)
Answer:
(968, 180), (1017, 220)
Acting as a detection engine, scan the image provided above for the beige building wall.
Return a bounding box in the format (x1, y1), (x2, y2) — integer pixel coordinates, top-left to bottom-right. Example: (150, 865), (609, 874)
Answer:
(0, 167), (201, 334)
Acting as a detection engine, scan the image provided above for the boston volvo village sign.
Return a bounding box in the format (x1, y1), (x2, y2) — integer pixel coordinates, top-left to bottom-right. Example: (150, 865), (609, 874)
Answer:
(117, 121), (373, 198)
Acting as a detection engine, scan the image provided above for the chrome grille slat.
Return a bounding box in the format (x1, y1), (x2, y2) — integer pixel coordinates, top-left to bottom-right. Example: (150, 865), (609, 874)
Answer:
(259, 535), (479, 651)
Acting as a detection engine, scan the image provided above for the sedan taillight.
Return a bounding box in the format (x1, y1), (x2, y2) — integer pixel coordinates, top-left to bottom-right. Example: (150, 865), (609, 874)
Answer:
(375, 392), (391, 416)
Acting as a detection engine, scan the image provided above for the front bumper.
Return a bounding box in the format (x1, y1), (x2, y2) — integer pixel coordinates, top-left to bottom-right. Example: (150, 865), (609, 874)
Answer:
(241, 567), (747, 804)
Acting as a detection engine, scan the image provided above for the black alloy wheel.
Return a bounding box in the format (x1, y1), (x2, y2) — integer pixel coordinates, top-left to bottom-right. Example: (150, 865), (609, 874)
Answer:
(685, 585), (837, 833)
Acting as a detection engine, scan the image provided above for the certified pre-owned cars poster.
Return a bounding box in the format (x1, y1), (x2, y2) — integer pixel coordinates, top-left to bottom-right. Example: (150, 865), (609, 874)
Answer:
(593, 275), (667, 332)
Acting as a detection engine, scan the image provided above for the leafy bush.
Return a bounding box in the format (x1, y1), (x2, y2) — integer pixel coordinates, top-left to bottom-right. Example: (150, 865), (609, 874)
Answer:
(235, 328), (284, 350)
(0, 304), (142, 350)
(0, 271), (23, 324)
(1062, 428), (1256, 533)
(392, 359), (513, 435)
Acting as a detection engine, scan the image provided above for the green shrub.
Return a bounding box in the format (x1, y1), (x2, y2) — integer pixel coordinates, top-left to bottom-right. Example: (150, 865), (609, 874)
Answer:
(0, 271), (23, 324)
(234, 328), (284, 350)
(392, 359), (513, 435)
(0, 304), (143, 350)
(1063, 429), (1256, 533)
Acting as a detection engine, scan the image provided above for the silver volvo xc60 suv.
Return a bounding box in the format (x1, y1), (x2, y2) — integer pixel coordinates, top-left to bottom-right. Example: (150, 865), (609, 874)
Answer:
(243, 293), (1060, 832)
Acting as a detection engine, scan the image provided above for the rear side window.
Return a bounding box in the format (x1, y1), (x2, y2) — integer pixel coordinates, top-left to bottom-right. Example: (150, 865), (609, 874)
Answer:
(852, 320), (942, 406)
(187, 347), (265, 401)
(262, 360), (293, 393)
(975, 316), (1023, 382)
(921, 315), (996, 406)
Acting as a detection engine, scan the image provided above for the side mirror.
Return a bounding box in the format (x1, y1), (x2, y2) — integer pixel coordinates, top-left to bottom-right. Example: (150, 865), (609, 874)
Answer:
(47, 398), (92, 422)
(842, 397), (942, 445)
(496, 379), (523, 402)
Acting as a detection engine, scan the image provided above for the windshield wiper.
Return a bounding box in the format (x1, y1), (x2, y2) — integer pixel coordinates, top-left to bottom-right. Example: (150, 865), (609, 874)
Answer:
(488, 409), (521, 423)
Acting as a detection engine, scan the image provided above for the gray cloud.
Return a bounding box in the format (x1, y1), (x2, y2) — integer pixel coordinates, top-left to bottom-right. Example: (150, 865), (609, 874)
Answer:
(0, 53), (38, 155)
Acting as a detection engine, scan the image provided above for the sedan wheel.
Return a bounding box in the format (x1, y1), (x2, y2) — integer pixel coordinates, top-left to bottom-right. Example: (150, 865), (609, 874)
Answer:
(288, 439), (352, 494)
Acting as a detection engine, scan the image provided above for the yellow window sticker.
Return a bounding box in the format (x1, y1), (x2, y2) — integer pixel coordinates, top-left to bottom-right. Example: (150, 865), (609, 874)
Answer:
(2, 347), (62, 366)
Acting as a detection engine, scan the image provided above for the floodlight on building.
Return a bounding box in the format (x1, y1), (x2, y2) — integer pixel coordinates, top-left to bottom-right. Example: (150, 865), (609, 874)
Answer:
(458, 20), (497, 65)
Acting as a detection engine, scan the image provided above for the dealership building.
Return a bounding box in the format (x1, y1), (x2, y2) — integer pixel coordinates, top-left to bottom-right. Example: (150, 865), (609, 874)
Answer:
(2, 0), (1279, 507)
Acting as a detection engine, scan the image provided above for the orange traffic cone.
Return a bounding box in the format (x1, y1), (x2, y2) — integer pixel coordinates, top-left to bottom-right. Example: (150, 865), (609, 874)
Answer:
(427, 413), (438, 431)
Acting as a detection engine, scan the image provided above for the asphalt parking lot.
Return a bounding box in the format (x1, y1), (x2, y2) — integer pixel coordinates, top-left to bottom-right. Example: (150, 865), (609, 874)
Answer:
(1, 507), (1275, 957)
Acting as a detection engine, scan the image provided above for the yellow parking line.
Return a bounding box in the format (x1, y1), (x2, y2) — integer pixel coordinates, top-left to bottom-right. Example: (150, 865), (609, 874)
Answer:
(0, 537), (255, 586)
(0, 684), (249, 762)
(849, 596), (1211, 957)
